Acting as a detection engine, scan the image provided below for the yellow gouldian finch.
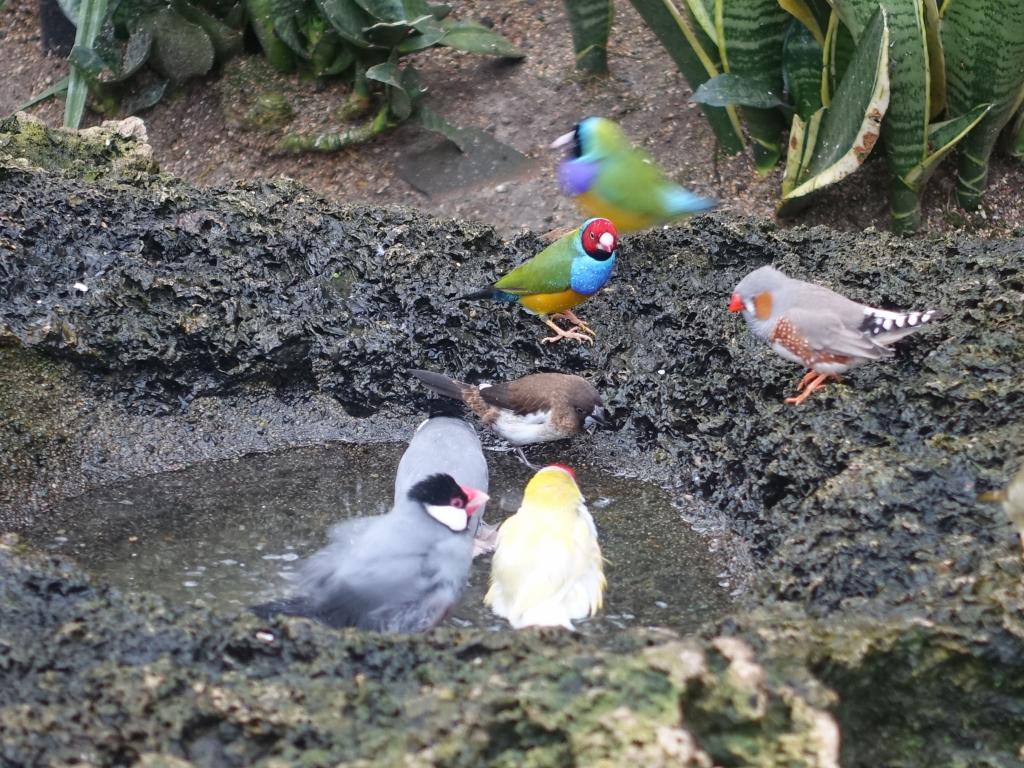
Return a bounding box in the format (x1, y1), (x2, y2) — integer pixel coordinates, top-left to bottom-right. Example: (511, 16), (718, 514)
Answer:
(485, 464), (605, 630)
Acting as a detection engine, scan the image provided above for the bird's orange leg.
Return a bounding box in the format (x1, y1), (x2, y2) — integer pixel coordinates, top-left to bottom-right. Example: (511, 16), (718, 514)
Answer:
(553, 309), (596, 337)
(784, 373), (833, 405)
(795, 371), (820, 392)
(541, 317), (594, 344)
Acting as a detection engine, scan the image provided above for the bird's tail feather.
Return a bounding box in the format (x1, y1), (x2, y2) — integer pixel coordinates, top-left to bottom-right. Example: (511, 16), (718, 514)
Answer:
(461, 287), (517, 302)
(663, 187), (716, 216)
(859, 307), (945, 341)
(409, 369), (468, 402)
(251, 596), (309, 620)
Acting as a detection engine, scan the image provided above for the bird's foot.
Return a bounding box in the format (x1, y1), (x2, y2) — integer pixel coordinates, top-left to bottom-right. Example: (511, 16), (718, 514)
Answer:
(514, 446), (541, 470)
(472, 521), (499, 558)
(541, 317), (594, 345)
(553, 310), (596, 337)
(784, 373), (832, 405)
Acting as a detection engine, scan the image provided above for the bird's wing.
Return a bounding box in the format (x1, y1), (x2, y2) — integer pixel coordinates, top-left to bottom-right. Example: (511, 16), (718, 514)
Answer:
(788, 307), (893, 360)
(492, 235), (577, 295)
(593, 150), (686, 217)
(477, 380), (550, 416)
(393, 417), (488, 504)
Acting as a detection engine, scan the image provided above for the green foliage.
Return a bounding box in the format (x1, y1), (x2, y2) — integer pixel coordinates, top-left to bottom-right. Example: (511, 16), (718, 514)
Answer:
(563, 0), (614, 75)
(584, 0), (1024, 233)
(30, 0), (520, 148)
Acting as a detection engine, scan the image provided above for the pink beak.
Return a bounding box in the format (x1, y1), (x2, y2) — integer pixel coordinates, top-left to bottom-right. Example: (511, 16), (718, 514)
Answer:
(728, 293), (744, 313)
(459, 485), (490, 516)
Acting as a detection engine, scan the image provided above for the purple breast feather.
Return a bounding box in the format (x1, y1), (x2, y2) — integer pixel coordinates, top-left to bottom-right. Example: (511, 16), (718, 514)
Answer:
(558, 159), (599, 196)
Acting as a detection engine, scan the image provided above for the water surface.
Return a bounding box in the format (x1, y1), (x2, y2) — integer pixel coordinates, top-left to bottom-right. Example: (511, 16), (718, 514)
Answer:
(31, 443), (732, 636)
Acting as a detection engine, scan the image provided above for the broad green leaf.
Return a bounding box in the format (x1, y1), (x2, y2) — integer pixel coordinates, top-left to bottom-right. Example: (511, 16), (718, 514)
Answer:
(321, 41), (355, 74)
(365, 60), (403, 88)
(247, 0), (298, 69)
(107, 28), (154, 82)
(314, 0), (374, 46)
(170, 0), (243, 60)
(691, 74), (785, 108)
(64, 0), (108, 128)
(143, 7), (217, 83)
(352, 0), (409, 20)
(942, 0), (1024, 209)
(627, 0), (744, 154)
(69, 44), (108, 77)
(363, 17), (426, 46)
(777, 0), (827, 44)
(439, 20), (523, 58)
(902, 103), (992, 190)
(780, 7), (889, 208)
(782, 18), (823, 121)
(396, 22), (446, 52)
(272, 0), (309, 59)
(715, 0), (787, 173)
(120, 79), (168, 114)
(563, 0), (613, 74)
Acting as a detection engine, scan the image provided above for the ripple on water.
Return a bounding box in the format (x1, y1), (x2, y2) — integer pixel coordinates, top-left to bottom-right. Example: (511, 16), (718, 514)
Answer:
(28, 443), (733, 638)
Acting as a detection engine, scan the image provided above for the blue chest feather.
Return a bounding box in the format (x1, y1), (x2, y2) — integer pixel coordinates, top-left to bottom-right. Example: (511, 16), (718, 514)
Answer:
(569, 251), (616, 296)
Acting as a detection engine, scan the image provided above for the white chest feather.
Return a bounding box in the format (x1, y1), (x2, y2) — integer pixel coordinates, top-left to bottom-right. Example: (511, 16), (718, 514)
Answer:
(491, 410), (563, 446)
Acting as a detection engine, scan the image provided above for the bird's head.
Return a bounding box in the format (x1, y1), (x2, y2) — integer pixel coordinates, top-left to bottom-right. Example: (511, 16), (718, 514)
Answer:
(408, 473), (489, 532)
(728, 265), (786, 330)
(580, 218), (618, 260)
(565, 379), (605, 431)
(522, 464), (584, 510)
(551, 117), (631, 160)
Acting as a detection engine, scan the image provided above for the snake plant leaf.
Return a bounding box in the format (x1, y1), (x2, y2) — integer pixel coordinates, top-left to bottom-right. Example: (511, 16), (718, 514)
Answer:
(320, 40), (354, 74)
(1008, 101), (1024, 159)
(782, 18), (823, 121)
(922, 0), (944, 119)
(715, 0), (788, 173)
(779, 7), (889, 213)
(821, 9), (855, 107)
(397, 22), (447, 52)
(314, 0), (374, 47)
(563, 0), (613, 74)
(64, 0), (108, 128)
(781, 112), (806, 197)
(691, 74), (786, 108)
(628, 0), (744, 154)
(683, 0), (717, 43)
(777, 0), (829, 44)
(142, 7), (216, 84)
(438, 20), (523, 57)
(942, 0), (1024, 210)
(412, 104), (471, 151)
(120, 78), (168, 114)
(901, 103), (992, 190)
(833, 0), (929, 232)
(12, 75), (70, 115)
(363, 15), (431, 47)
(268, 0), (306, 57)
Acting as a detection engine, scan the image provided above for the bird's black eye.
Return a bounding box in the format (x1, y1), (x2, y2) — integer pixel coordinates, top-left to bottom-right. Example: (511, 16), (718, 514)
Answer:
(450, 496), (464, 509)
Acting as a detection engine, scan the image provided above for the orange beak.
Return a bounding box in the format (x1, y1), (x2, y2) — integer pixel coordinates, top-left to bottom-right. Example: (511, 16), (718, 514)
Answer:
(728, 293), (744, 313)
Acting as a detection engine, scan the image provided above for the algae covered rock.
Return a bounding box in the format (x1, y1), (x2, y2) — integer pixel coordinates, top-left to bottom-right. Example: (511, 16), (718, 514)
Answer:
(1, 112), (1023, 767)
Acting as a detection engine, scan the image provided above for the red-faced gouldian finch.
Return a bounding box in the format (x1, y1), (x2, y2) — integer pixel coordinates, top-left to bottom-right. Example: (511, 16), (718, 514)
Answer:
(485, 464), (605, 630)
(462, 218), (618, 344)
(552, 116), (716, 233)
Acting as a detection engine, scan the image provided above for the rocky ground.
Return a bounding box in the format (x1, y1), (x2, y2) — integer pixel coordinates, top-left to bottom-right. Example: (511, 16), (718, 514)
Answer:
(3, 0), (1024, 238)
(1, 116), (1023, 766)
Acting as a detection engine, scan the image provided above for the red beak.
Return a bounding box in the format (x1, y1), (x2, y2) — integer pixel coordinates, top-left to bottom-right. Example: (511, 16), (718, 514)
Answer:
(459, 485), (490, 516)
(728, 293), (744, 313)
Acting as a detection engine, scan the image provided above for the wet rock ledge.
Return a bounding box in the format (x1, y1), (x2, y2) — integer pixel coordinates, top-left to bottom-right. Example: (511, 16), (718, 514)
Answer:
(2, 114), (1023, 766)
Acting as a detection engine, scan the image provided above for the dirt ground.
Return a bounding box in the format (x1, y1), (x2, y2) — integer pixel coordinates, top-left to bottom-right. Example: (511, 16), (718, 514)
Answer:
(3, 0), (1024, 238)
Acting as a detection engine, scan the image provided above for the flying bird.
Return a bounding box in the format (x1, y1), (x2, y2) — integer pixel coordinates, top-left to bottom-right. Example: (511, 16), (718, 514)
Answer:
(485, 464), (605, 630)
(409, 370), (605, 447)
(253, 417), (489, 632)
(462, 218), (618, 344)
(552, 116), (715, 233)
(729, 265), (944, 405)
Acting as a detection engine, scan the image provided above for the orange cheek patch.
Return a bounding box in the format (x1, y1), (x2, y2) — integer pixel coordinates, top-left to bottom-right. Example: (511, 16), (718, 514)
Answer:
(753, 292), (773, 321)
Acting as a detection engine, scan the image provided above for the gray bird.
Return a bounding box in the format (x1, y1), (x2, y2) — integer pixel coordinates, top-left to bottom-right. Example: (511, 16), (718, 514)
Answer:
(253, 417), (489, 632)
(728, 265), (944, 405)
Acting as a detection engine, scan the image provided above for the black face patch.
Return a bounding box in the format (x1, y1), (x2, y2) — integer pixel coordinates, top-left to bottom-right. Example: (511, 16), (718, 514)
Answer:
(408, 473), (467, 508)
(572, 123), (583, 159)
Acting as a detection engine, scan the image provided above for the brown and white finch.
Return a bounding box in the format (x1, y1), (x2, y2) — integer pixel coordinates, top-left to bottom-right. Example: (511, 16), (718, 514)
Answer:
(728, 265), (944, 405)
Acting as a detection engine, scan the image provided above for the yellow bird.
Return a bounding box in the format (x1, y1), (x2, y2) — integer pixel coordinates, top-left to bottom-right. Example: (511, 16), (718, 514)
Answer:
(485, 464), (605, 629)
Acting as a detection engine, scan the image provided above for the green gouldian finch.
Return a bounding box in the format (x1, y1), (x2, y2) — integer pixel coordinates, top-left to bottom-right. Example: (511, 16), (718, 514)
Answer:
(462, 218), (618, 344)
(552, 116), (716, 233)
(485, 464), (605, 630)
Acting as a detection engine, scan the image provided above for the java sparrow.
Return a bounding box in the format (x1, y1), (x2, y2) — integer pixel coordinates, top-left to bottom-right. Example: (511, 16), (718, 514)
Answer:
(729, 265), (944, 405)
(253, 417), (489, 632)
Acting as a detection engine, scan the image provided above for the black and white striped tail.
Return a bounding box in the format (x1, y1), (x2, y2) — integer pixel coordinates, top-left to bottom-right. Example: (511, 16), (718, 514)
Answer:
(859, 307), (945, 337)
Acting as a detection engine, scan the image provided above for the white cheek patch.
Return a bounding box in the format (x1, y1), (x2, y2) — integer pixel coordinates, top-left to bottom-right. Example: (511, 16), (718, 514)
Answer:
(745, 299), (755, 314)
(426, 504), (468, 532)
